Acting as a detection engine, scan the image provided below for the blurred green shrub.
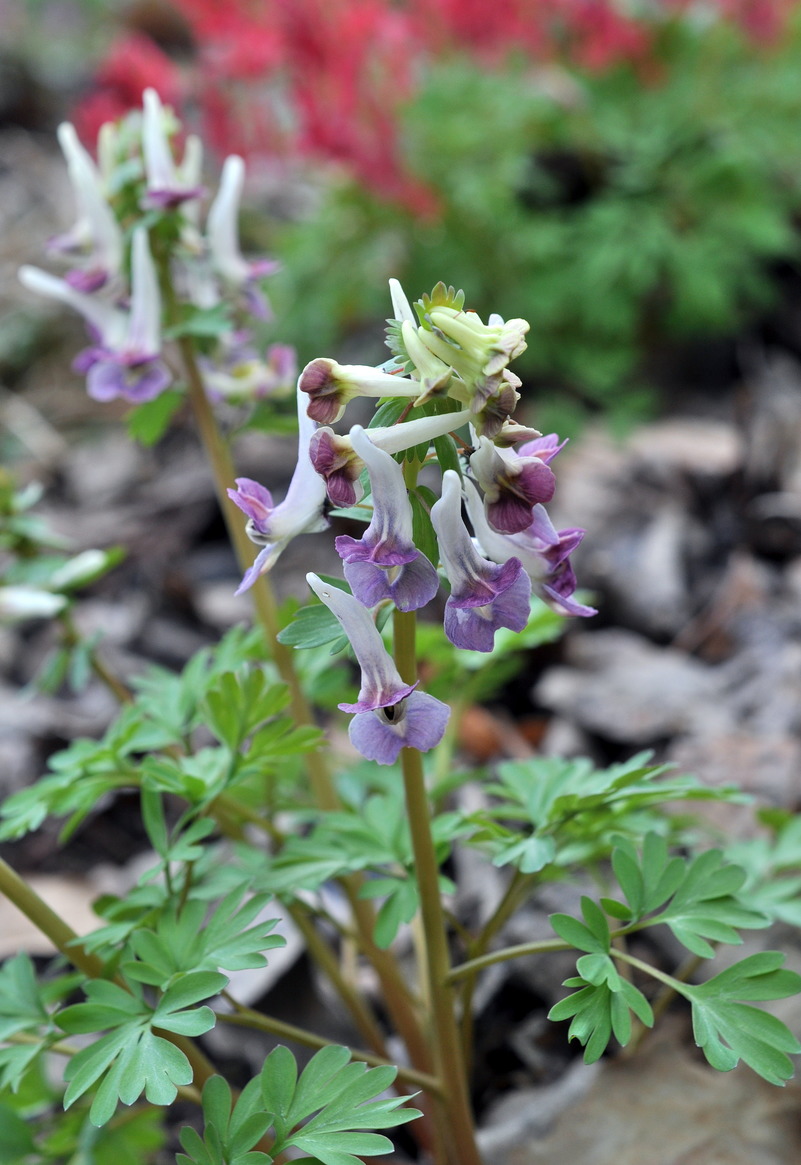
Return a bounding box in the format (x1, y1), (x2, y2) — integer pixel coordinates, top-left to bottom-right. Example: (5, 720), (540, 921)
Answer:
(270, 17), (801, 432)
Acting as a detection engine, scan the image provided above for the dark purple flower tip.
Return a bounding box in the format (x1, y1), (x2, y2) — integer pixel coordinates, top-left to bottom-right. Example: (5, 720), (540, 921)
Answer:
(541, 579), (597, 618)
(72, 345), (106, 374)
(342, 554), (440, 613)
(486, 459), (556, 535)
(86, 356), (172, 403)
(472, 376), (520, 438)
(299, 359), (346, 424)
(309, 430), (364, 507)
(227, 478), (274, 532)
(348, 689), (450, 765)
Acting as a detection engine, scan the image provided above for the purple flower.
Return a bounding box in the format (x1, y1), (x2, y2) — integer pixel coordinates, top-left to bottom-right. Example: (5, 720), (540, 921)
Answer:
(206, 155), (280, 319)
(202, 335), (297, 402)
(463, 479), (597, 618)
(141, 88), (205, 210)
(228, 379), (329, 593)
(309, 407), (471, 507)
(299, 358), (423, 426)
(47, 122), (123, 292)
(334, 427), (440, 612)
(306, 573), (450, 765)
(517, 433), (568, 464)
(20, 227), (172, 404)
(469, 434), (556, 535)
(431, 471), (531, 651)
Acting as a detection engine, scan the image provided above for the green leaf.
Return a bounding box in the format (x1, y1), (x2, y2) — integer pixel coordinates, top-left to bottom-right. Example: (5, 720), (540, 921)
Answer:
(126, 390), (184, 446)
(58, 971), (223, 1124)
(409, 487), (439, 566)
(277, 603), (349, 652)
(684, 955), (801, 1085)
(550, 912), (608, 954)
(261, 1047), (420, 1159)
(548, 959), (653, 1063)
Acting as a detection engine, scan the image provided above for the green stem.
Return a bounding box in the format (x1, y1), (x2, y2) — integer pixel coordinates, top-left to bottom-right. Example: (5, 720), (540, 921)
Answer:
(218, 995), (441, 1094)
(611, 948), (689, 994)
(394, 610), (483, 1165)
(60, 611), (132, 704)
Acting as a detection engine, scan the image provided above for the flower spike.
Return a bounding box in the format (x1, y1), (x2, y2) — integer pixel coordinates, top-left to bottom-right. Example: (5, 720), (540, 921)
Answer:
(306, 573), (449, 765)
(334, 426), (440, 612)
(431, 471), (531, 651)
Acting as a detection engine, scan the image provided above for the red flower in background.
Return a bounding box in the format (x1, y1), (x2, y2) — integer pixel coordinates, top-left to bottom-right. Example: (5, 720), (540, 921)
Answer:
(73, 33), (183, 147)
(71, 0), (797, 209)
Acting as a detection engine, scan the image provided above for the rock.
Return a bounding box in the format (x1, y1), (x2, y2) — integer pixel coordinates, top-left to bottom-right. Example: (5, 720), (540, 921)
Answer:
(534, 630), (726, 744)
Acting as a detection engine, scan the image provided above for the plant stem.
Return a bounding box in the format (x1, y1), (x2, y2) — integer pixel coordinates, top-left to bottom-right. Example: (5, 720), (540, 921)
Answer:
(448, 937), (572, 982)
(218, 995), (441, 1094)
(60, 611), (132, 704)
(394, 609), (483, 1165)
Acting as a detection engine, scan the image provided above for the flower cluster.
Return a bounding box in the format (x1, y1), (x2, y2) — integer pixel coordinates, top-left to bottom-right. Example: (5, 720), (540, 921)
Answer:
(19, 90), (290, 407)
(232, 279), (595, 764)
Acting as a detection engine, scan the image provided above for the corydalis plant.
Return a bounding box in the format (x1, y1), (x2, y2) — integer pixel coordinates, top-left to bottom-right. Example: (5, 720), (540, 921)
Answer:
(236, 277), (596, 763)
(19, 89), (291, 409)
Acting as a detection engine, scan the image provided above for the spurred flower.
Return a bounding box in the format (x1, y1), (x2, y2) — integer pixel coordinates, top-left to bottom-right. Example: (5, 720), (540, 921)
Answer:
(463, 479), (596, 617)
(206, 155), (280, 319)
(431, 471), (531, 651)
(141, 87), (205, 209)
(306, 573), (449, 765)
(309, 406), (471, 507)
(201, 335), (296, 402)
(20, 227), (171, 404)
(299, 358), (422, 425)
(47, 122), (123, 292)
(228, 379), (329, 592)
(469, 433), (556, 534)
(334, 426), (439, 612)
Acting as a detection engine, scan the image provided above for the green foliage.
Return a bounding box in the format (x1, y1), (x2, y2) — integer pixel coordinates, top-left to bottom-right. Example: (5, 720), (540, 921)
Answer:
(58, 972), (226, 1126)
(272, 22), (801, 432)
(548, 835), (801, 1082)
(126, 389), (185, 446)
(464, 752), (743, 873)
(0, 955), (81, 1093)
(121, 889), (285, 985)
(684, 953), (801, 1085)
(178, 1049), (420, 1165)
(601, 833), (767, 958)
(0, 624), (321, 840)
